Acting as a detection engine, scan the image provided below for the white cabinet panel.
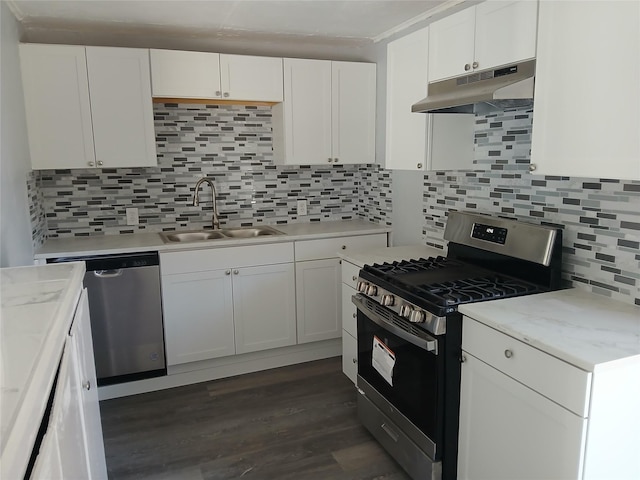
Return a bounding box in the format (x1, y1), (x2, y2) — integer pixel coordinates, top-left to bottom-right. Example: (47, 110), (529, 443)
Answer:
(296, 258), (342, 344)
(86, 47), (157, 168)
(162, 269), (235, 365)
(530, 1), (640, 180)
(233, 263), (296, 354)
(458, 352), (587, 480)
(274, 58), (376, 165)
(341, 283), (357, 338)
(150, 49), (221, 98)
(31, 430), (63, 480)
(342, 330), (358, 385)
(331, 61), (376, 164)
(429, 1), (538, 82)
(19, 44), (95, 169)
(220, 54), (283, 102)
(294, 233), (387, 261)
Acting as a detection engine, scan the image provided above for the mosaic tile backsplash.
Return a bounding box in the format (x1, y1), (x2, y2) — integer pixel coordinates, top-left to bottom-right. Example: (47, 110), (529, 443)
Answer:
(423, 107), (640, 306)
(35, 104), (391, 237)
(29, 103), (638, 306)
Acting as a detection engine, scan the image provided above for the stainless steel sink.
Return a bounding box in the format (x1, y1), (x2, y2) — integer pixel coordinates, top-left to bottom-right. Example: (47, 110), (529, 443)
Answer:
(219, 226), (284, 238)
(160, 226), (284, 243)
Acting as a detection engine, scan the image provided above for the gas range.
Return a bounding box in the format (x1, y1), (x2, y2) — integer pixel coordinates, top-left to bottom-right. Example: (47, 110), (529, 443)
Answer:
(353, 211), (564, 480)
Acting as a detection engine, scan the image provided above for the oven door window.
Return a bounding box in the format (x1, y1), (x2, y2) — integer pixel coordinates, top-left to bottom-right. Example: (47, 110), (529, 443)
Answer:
(357, 310), (444, 444)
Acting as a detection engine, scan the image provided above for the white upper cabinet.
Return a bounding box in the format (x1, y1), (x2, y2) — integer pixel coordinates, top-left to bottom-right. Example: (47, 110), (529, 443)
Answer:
(150, 49), (283, 101)
(530, 1), (640, 180)
(20, 44), (157, 170)
(385, 26), (474, 171)
(273, 58), (376, 165)
(86, 47), (157, 168)
(220, 54), (284, 102)
(19, 44), (96, 170)
(150, 50), (221, 98)
(428, 1), (538, 82)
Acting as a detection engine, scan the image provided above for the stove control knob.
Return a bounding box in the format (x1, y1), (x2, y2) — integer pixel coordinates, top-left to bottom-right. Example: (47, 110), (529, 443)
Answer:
(409, 309), (426, 323)
(380, 294), (395, 306)
(356, 281), (367, 293)
(400, 304), (412, 318)
(366, 285), (378, 296)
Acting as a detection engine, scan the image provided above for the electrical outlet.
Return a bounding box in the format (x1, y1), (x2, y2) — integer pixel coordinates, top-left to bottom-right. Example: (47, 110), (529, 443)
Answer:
(297, 199), (308, 216)
(126, 207), (139, 225)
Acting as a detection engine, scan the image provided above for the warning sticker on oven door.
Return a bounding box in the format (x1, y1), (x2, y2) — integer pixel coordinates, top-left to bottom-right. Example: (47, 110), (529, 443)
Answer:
(372, 335), (396, 386)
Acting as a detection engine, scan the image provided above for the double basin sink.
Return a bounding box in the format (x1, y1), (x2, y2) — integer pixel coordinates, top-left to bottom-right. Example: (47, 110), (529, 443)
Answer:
(160, 226), (285, 244)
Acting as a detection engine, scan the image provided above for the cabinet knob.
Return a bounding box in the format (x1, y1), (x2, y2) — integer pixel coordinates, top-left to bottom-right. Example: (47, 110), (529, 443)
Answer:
(215, 90), (222, 97)
(223, 92), (230, 98)
(83, 380), (91, 391)
(529, 163), (537, 172)
(97, 161), (104, 166)
(233, 269), (239, 275)
(417, 163), (423, 169)
(341, 245), (346, 250)
(352, 313), (356, 318)
(504, 349), (514, 359)
(460, 354), (467, 363)
(352, 275), (357, 281)
(472, 61), (479, 69)
(328, 158), (333, 163)
(334, 158), (339, 163)
(352, 358), (357, 364)
(87, 161), (95, 167)
(225, 270), (231, 275)
(464, 63), (471, 71)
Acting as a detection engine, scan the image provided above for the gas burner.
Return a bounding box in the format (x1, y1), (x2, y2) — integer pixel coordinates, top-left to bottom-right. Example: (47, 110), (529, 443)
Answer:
(365, 256), (458, 276)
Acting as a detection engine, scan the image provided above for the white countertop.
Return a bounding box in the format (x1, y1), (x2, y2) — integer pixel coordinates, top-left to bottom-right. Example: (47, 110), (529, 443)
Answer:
(459, 288), (640, 371)
(34, 220), (391, 259)
(0, 262), (85, 478)
(339, 244), (445, 267)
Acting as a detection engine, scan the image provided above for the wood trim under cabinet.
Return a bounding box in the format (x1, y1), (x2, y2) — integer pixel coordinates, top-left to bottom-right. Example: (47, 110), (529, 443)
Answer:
(152, 97), (279, 106)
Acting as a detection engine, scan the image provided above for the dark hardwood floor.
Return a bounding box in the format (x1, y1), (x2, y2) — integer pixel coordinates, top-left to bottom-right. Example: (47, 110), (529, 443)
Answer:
(100, 357), (410, 480)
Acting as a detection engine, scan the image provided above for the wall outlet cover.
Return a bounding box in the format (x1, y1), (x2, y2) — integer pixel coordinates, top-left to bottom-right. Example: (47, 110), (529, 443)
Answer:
(126, 207), (139, 225)
(297, 199), (308, 216)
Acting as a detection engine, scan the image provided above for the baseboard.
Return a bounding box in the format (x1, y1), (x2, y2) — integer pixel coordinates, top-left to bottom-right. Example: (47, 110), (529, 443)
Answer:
(98, 339), (341, 400)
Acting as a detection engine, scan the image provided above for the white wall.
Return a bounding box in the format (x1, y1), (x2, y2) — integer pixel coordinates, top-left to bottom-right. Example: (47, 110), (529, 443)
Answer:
(1, 1), (34, 266)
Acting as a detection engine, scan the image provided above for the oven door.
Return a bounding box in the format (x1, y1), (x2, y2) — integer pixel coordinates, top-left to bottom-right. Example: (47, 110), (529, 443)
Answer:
(353, 293), (445, 460)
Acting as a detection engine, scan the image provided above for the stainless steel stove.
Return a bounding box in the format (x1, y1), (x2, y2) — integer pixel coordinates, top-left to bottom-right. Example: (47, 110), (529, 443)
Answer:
(352, 211), (563, 480)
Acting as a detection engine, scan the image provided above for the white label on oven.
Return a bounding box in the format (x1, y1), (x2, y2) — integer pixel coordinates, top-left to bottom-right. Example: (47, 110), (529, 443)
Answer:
(372, 335), (396, 386)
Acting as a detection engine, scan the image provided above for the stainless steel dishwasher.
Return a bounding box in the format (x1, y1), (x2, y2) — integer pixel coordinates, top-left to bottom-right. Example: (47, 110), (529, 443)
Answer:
(48, 252), (166, 385)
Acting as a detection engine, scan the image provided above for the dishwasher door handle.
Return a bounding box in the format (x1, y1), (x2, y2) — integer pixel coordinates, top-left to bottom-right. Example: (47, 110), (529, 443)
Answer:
(94, 269), (124, 278)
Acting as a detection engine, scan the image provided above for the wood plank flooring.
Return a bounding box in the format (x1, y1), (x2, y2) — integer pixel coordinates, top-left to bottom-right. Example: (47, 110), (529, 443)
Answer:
(100, 357), (410, 480)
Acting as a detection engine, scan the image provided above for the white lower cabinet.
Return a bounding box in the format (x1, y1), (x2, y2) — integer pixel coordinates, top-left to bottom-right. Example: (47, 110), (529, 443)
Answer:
(459, 316), (640, 480)
(161, 243), (296, 366)
(32, 289), (107, 480)
(295, 258), (342, 344)
(458, 353), (586, 480)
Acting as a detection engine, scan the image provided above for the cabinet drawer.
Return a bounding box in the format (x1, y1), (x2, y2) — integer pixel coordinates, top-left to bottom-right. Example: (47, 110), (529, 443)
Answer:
(160, 242), (294, 275)
(341, 283), (357, 337)
(462, 317), (592, 417)
(341, 260), (361, 289)
(295, 234), (387, 261)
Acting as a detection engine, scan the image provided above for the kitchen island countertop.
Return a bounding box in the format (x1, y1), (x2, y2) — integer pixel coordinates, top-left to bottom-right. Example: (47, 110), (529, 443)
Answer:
(459, 288), (640, 371)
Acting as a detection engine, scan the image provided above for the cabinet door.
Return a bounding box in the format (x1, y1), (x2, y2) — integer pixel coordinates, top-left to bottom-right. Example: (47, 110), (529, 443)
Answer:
(86, 47), (157, 168)
(531, 1), (640, 180)
(162, 270), (235, 365)
(232, 263), (296, 354)
(277, 58), (332, 165)
(296, 258), (341, 344)
(52, 345), (91, 480)
(220, 54), (283, 101)
(331, 61), (376, 164)
(150, 49), (221, 98)
(385, 27), (429, 170)
(428, 6), (475, 82)
(458, 353), (587, 480)
(474, 0), (538, 72)
(19, 44), (96, 169)
(70, 290), (108, 480)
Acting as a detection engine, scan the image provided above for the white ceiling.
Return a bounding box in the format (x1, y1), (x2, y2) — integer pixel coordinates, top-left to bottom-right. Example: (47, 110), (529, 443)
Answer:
(7, 0), (461, 46)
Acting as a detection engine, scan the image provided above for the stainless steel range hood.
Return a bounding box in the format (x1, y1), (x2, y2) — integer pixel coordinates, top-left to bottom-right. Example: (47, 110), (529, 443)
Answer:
(411, 59), (535, 114)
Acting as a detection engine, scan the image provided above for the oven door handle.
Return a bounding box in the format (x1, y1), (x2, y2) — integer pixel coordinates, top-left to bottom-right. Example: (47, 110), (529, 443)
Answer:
(352, 295), (438, 355)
